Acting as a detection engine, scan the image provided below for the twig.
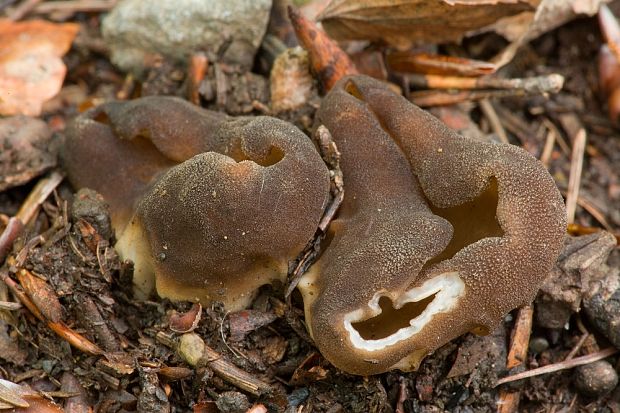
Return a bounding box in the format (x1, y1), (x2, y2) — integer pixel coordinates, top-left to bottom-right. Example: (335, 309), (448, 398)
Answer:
(116, 73), (135, 100)
(316, 126), (343, 233)
(565, 332), (590, 361)
(495, 347), (618, 386)
(0, 301), (21, 310)
(492, 106), (535, 150)
(187, 53), (208, 105)
(47, 320), (104, 356)
(202, 343), (272, 396)
(7, 0), (42, 20)
(0, 172), (64, 265)
(497, 305), (533, 413)
(479, 99), (509, 144)
(0, 269), (43, 320)
(177, 333), (273, 396)
(32, 0), (117, 14)
(557, 187), (613, 231)
(219, 310), (247, 360)
(408, 73), (564, 94)
(410, 87), (559, 107)
(542, 118), (570, 157)
(539, 128), (556, 168)
(565, 128), (587, 225)
(574, 196), (613, 232)
(0, 218), (24, 264)
(285, 125), (343, 298)
(506, 305), (533, 369)
(16, 171), (64, 225)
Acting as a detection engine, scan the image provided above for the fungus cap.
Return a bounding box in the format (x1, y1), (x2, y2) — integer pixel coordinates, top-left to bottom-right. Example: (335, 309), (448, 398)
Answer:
(299, 75), (566, 375)
(62, 97), (225, 232)
(63, 97), (330, 310)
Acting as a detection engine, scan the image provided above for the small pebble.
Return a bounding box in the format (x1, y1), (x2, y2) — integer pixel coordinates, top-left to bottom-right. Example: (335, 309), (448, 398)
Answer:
(529, 337), (549, 354)
(216, 391), (250, 413)
(574, 360), (618, 397)
(177, 333), (205, 367)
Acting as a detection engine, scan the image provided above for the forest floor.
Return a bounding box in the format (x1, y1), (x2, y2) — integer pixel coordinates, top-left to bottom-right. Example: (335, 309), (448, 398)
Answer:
(0, 1), (620, 412)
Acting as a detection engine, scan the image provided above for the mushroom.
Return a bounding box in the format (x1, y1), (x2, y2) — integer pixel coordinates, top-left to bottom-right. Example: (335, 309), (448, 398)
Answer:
(298, 75), (566, 375)
(63, 97), (330, 310)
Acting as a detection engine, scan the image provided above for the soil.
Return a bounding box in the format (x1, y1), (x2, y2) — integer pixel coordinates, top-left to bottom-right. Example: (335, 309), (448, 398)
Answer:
(0, 2), (619, 413)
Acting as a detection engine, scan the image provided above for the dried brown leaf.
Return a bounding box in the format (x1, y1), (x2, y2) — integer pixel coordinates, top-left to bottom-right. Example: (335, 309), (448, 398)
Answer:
(0, 379), (62, 412)
(169, 303), (202, 333)
(318, 0), (534, 47)
(0, 19), (79, 116)
(0, 380), (29, 408)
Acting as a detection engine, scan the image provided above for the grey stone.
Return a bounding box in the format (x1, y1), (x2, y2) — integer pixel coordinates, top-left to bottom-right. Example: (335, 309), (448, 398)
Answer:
(574, 360), (618, 397)
(102, 0), (272, 74)
(177, 333), (205, 367)
(535, 232), (617, 329)
(584, 272), (620, 349)
(528, 337), (549, 354)
(216, 391), (250, 413)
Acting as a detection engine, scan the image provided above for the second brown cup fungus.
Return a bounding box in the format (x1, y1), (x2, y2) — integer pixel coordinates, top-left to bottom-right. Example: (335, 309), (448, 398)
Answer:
(299, 75), (566, 375)
(63, 97), (330, 310)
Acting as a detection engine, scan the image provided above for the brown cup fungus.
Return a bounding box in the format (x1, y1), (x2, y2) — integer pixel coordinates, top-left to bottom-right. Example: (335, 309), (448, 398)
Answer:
(63, 97), (330, 310)
(298, 75), (566, 375)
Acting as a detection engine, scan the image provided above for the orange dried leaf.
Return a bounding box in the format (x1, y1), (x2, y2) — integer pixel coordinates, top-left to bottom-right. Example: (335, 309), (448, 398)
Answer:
(0, 19), (79, 116)
(16, 269), (63, 323)
(288, 6), (358, 92)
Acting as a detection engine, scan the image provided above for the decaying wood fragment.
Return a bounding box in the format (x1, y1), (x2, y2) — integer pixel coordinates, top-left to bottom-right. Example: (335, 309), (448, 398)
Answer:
(407, 73), (563, 93)
(410, 84), (562, 107)
(177, 333), (273, 397)
(497, 305), (533, 413)
(506, 306), (534, 370)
